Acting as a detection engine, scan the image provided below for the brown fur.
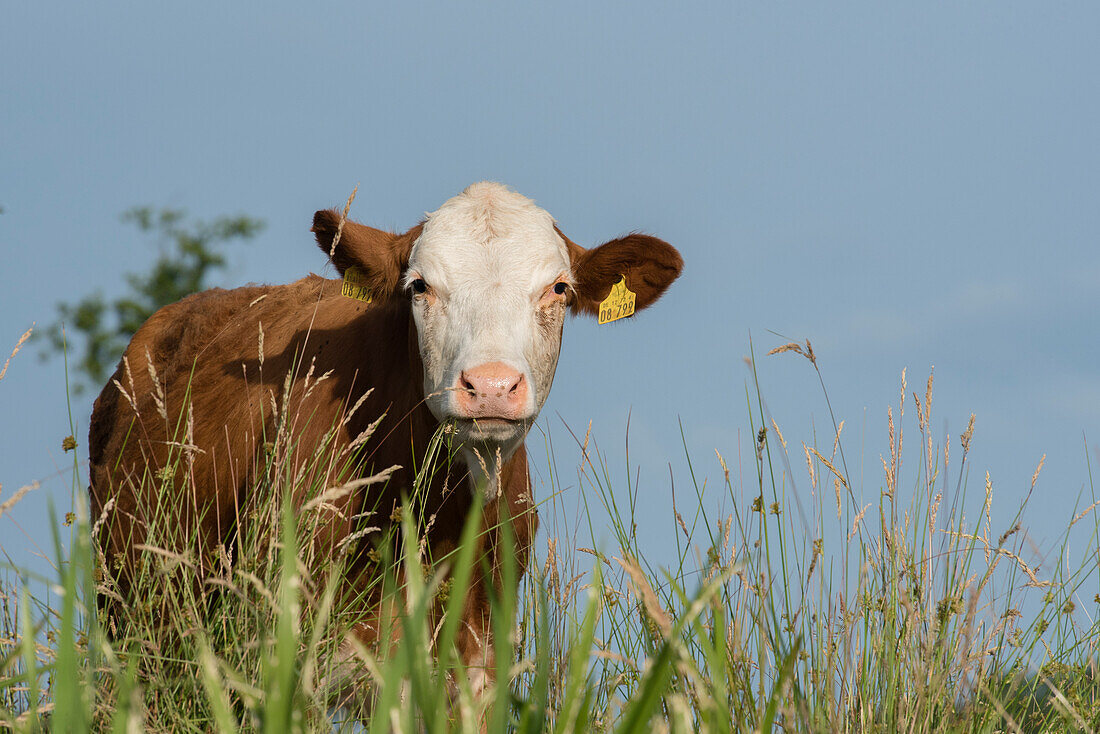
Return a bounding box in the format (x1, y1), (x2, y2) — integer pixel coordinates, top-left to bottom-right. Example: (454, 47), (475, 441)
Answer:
(89, 202), (682, 702)
(556, 226), (683, 317)
(312, 209), (423, 299)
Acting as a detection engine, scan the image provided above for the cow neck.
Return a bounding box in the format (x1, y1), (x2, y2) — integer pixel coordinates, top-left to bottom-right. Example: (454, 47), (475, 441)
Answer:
(334, 289), (528, 546)
(334, 293), (471, 536)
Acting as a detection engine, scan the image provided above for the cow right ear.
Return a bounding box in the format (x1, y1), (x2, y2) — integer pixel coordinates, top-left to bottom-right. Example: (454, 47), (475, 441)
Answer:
(312, 210), (418, 300)
(560, 229), (683, 318)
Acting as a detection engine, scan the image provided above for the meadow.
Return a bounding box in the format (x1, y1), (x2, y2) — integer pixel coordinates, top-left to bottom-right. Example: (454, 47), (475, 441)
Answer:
(1, 328), (1098, 732)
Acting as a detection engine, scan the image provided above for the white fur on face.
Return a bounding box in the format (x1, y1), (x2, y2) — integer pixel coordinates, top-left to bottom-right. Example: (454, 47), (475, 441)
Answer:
(405, 182), (572, 467)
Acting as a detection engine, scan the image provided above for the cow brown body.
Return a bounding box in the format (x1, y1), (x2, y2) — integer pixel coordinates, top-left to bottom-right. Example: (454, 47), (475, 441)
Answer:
(89, 274), (534, 673)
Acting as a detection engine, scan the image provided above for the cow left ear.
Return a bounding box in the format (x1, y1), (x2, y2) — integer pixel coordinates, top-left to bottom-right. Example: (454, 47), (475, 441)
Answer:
(565, 232), (684, 318)
(312, 210), (419, 300)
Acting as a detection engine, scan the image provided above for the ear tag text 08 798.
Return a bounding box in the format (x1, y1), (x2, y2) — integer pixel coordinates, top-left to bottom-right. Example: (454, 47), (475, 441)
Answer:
(341, 266), (373, 303)
(598, 276), (636, 325)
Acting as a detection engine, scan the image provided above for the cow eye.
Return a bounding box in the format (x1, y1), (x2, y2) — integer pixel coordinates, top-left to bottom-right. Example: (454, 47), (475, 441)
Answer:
(410, 278), (428, 295)
(552, 282), (568, 295)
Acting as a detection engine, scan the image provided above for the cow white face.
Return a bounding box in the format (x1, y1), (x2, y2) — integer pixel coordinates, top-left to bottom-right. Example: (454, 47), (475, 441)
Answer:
(404, 183), (571, 464)
(312, 181), (683, 493)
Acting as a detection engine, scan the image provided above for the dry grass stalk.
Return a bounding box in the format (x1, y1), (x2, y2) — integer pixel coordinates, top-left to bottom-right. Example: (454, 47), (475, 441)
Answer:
(880, 454), (895, 500)
(769, 418), (787, 450)
(143, 346), (168, 422)
(133, 543), (197, 571)
(848, 503), (870, 541)
(997, 522), (1021, 547)
(1069, 500), (1100, 529)
(924, 371), (934, 431)
(767, 338), (815, 365)
(343, 414), (386, 458)
(808, 446), (847, 489)
(111, 376), (138, 414)
(960, 413), (975, 454)
(0, 481), (40, 519)
(714, 449), (730, 484)
(342, 387), (376, 425)
(674, 510), (690, 540)
(1031, 454), (1046, 490)
(257, 321), (265, 368)
(982, 473), (994, 562)
(576, 547), (612, 569)
(803, 444), (817, 492)
(899, 367), (908, 411)
(0, 326), (33, 383)
(543, 538), (559, 590)
(617, 554), (671, 637)
(767, 342), (804, 357)
(947, 531), (1053, 590)
(328, 185), (360, 259)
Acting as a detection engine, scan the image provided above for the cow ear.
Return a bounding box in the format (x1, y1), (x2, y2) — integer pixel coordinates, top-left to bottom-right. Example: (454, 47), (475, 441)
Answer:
(312, 209), (418, 299)
(565, 231), (683, 318)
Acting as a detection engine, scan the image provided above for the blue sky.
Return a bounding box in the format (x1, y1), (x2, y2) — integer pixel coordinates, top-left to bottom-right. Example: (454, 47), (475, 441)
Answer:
(2, 3), (1098, 582)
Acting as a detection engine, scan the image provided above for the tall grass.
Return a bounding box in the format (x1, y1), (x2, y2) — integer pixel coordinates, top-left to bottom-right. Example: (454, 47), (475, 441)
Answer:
(1, 328), (1098, 732)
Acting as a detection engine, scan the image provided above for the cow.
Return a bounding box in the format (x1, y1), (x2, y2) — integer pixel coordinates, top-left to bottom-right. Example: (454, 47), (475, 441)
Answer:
(88, 181), (683, 703)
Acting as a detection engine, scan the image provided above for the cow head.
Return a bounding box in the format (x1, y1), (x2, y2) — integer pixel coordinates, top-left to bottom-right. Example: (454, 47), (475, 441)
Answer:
(313, 182), (682, 488)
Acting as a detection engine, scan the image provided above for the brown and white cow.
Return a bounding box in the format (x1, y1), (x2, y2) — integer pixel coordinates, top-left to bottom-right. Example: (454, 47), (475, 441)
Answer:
(89, 181), (682, 695)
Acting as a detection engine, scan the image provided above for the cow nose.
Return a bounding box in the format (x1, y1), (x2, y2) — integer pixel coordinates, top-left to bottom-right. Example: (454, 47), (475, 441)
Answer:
(454, 362), (528, 420)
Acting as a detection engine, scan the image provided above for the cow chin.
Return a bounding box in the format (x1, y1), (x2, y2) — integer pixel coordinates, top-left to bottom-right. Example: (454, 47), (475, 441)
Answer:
(445, 416), (531, 493)
(450, 416), (530, 448)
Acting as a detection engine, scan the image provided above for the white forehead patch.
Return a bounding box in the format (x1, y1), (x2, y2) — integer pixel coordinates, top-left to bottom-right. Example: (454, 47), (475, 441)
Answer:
(407, 182), (570, 289)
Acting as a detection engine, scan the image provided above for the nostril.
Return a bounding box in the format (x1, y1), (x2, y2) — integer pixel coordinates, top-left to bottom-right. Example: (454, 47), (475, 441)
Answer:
(459, 373), (476, 395)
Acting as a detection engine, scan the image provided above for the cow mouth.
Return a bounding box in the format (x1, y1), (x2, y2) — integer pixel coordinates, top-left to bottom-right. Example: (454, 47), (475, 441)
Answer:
(448, 416), (529, 438)
(454, 416), (524, 428)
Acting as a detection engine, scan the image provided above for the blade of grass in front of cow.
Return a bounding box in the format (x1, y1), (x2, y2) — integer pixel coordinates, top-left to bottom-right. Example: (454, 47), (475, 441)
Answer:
(198, 639), (239, 734)
(688, 591), (728, 733)
(16, 586), (42, 731)
(351, 515), (415, 730)
(489, 510), (519, 734)
(364, 608), (407, 733)
(550, 563), (602, 734)
(298, 564), (341, 718)
(47, 497), (89, 733)
(104, 655), (136, 733)
(262, 493), (303, 734)
(48, 332), (100, 732)
(514, 582), (552, 734)
(399, 496), (437, 730)
(760, 635), (802, 734)
(613, 567), (734, 734)
(428, 492), (486, 732)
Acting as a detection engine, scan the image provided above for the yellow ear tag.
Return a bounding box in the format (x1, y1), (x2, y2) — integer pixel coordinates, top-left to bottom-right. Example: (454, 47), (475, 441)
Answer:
(598, 276), (636, 325)
(341, 266), (373, 303)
